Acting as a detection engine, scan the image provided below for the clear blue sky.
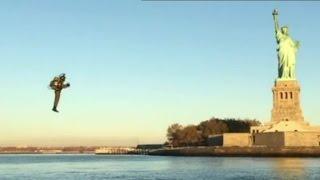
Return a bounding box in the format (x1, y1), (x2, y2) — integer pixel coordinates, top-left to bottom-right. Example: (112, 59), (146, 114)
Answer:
(1, 1), (320, 146)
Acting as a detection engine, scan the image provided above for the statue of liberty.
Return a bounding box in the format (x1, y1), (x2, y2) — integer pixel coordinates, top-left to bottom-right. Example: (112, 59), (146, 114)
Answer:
(272, 9), (300, 80)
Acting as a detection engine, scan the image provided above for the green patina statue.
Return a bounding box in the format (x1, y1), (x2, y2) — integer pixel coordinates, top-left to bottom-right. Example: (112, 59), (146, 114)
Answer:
(273, 9), (300, 80)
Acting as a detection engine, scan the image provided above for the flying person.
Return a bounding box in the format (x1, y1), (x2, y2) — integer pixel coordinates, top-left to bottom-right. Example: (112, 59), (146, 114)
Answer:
(49, 73), (70, 112)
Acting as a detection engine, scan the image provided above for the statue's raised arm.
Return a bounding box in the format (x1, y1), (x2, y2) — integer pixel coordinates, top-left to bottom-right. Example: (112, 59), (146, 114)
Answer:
(272, 9), (280, 32)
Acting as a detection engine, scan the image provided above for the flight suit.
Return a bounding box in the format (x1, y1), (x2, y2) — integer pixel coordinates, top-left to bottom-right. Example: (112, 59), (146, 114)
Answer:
(51, 75), (70, 112)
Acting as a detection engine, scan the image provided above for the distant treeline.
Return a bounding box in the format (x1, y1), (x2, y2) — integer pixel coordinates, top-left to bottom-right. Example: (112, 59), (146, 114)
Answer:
(166, 117), (261, 147)
(0, 146), (98, 153)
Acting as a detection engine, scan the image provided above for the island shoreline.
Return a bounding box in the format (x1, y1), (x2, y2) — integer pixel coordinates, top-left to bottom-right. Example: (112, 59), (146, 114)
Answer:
(149, 147), (320, 157)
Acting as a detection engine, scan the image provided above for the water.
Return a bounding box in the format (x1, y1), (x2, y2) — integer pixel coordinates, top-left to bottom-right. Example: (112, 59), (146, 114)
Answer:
(0, 155), (320, 180)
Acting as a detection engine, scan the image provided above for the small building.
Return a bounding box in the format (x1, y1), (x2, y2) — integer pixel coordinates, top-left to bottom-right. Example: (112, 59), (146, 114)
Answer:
(208, 133), (251, 147)
(253, 131), (320, 147)
(207, 134), (223, 146)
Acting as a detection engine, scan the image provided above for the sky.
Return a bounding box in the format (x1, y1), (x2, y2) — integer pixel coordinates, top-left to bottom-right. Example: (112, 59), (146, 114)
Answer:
(1, 1), (320, 146)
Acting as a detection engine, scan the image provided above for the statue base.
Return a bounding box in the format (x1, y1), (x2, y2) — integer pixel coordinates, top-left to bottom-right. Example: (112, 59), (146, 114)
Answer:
(271, 80), (304, 123)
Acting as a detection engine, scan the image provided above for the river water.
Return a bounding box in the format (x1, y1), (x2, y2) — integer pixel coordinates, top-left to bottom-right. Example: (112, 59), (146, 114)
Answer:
(0, 154), (319, 179)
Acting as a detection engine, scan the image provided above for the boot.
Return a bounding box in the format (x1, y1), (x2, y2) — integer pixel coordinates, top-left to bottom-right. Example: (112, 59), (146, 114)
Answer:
(52, 107), (59, 113)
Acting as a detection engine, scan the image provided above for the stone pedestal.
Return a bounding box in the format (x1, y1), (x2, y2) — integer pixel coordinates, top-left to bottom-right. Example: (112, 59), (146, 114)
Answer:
(271, 80), (304, 123)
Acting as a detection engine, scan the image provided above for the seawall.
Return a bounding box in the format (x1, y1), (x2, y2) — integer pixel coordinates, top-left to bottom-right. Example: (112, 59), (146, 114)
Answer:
(149, 147), (320, 157)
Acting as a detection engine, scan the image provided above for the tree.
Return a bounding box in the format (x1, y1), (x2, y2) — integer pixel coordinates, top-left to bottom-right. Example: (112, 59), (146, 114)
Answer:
(224, 119), (261, 132)
(166, 117), (261, 147)
(198, 118), (229, 145)
(179, 125), (201, 146)
(167, 123), (183, 147)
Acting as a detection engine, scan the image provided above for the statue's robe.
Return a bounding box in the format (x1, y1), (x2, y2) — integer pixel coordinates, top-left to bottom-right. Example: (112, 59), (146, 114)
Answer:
(276, 30), (298, 79)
